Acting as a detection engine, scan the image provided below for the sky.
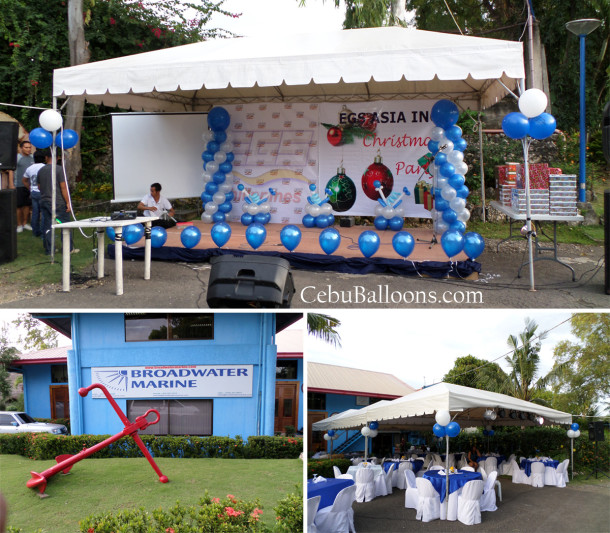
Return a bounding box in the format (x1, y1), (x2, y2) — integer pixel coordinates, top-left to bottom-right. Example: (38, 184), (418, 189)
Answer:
(208, 0), (346, 37)
(306, 309), (578, 390)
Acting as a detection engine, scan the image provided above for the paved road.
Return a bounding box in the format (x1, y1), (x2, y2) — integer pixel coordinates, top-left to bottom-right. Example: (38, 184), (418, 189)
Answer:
(351, 478), (610, 532)
(1, 239), (607, 309)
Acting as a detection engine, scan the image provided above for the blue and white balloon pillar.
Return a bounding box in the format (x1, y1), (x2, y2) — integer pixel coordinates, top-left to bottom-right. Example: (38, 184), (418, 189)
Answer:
(433, 410), (461, 512)
(361, 422), (379, 461)
(501, 88), (556, 291)
(567, 423), (581, 481)
(201, 107), (235, 224)
(324, 429), (338, 455)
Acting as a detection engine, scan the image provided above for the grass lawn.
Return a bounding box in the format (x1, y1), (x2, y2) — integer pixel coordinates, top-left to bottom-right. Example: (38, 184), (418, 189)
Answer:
(0, 455), (302, 532)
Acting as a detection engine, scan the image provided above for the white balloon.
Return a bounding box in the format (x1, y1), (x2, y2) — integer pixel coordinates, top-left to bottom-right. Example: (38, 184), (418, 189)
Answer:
(573, 430), (580, 438)
(309, 204), (321, 217)
(214, 151), (227, 164)
(449, 197), (466, 212)
(447, 150), (464, 166)
(361, 427), (371, 437)
(323, 433), (330, 441)
(430, 127), (445, 141)
(206, 161), (219, 174)
(202, 130), (214, 142)
(382, 206), (395, 219)
(242, 202), (250, 213)
(201, 212), (213, 224)
(220, 183), (233, 194)
(454, 162), (468, 175)
(436, 177), (448, 189)
(567, 429), (575, 439)
(247, 203), (260, 215)
(225, 132), (234, 142)
(440, 140), (454, 153)
(39, 109), (63, 132)
(435, 220), (449, 233)
(441, 185), (457, 202)
(435, 410), (451, 426)
(202, 171), (212, 183)
(259, 203), (271, 214)
(519, 88), (548, 118)
(368, 429), (378, 438)
(457, 208), (471, 222)
(321, 203), (333, 215)
(395, 207), (405, 218)
(304, 203), (313, 215)
(220, 141), (234, 153)
(213, 191), (226, 204)
(374, 205), (384, 217)
(205, 201), (218, 214)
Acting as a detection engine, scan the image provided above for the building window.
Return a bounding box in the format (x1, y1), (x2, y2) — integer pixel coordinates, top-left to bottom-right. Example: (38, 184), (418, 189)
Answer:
(125, 314), (214, 342)
(127, 399), (213, 436)
(307, 392), (326, 410)
(276, 360), (298, 379)
(51, 365), (68, 383)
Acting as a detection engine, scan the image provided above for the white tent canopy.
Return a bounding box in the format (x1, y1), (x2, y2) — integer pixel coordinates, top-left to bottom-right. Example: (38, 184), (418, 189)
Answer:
(53, 26), (524, 112)
(312, 382), (572, 432)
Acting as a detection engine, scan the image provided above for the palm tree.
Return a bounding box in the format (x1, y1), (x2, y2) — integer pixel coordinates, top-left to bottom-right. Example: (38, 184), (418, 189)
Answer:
(306, 313), (341, 347)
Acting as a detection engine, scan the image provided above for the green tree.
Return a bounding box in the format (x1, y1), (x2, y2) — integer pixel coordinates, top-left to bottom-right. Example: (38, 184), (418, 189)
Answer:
(0, 323), (19, 410)
(307, 313), (341, 347)
(550, 313), (610, 416)
(298, 1), (407, 28)
(442, 354), (506, 391)
(12, 314), (59, 352)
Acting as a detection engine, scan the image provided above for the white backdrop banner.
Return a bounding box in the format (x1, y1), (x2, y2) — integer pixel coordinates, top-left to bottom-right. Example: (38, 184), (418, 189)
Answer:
(91, 365), (253, 398)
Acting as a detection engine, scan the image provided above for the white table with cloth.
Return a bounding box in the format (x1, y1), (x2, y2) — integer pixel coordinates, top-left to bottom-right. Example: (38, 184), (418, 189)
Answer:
(307, 477), (354, 510)
(423, 469), (483, 521)
(521, 458), (560, 477)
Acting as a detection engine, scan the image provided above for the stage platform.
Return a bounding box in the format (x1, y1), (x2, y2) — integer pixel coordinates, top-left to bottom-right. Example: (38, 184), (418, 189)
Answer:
(109, 222), (480, 279)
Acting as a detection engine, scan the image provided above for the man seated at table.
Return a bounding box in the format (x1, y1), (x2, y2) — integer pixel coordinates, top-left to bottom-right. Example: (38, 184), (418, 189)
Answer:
(467, 444), (482, 470)
(137, 182), (176, 228)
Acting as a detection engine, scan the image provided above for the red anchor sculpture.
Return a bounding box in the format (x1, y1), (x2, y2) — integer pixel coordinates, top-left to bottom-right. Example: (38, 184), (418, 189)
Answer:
(27, 383), (169, 497)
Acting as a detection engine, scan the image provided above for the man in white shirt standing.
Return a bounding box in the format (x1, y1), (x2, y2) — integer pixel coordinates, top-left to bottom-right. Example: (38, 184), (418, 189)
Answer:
(137, 182), (176, 228)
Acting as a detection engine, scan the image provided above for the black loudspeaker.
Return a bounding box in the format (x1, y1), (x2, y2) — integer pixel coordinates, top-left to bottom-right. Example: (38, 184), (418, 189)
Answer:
(594, 421), (605, 441)
(0, 122), (19, 171)
(0, 190), (17, 263)
(588, 422), (596, 441)
(206, 255), (295, 308)
(602, 101), (610, 164)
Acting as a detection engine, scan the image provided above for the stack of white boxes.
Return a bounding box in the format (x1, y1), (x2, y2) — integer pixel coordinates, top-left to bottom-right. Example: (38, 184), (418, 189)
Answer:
(510, 188), (550, 215)
(549, 174), (578, 216)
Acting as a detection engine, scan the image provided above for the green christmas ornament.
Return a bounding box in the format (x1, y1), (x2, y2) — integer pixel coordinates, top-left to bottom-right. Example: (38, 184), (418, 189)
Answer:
(326, 166), (357, 212)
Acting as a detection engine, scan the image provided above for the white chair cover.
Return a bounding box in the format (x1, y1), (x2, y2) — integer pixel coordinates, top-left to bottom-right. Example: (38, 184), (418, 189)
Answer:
(446, 453), (456, 469)
(374, 470), (388, 498)
(411, 454), (419, 460)
(530, 462), (545, 488)
(415, 477), (441, 522)
(544, 465), (558, 486)
(395, 462), (411, 490)
(353, 457), (363, 465)
(428, 465), (443, 471)
(480, 471), (498, 512)
(404, 469), (419, 510)
(422, 454), (433, 468)
(461, 466), (475, 472)
(561, 459), (570, 483)
(510, 459), (530, 485)
(370, 457), (378, 465)
(485, 456), (498, 475)
(555, 459), (569, 488)
(314, 485), (356, 533)
(501, 454), (516, 475)
(307, 496), (321, 533)
(478, 458), (487, 474)
(355, 468), (375, 503)
(384, 464), (395, 495)
(458, 455), (468, 469)
(479, 466), (488, 481)
(457, 479), (484, 525)
(334, 465), (353, 480)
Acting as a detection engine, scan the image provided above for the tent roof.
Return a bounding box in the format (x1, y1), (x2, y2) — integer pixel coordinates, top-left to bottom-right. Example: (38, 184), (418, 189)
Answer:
(312, 382), (572, 431)
(53, 27), (524, 112)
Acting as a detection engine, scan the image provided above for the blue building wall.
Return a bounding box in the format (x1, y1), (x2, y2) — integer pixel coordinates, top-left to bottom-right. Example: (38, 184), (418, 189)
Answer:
(68, 313), (279, 439)
(22, 364), (61, 419)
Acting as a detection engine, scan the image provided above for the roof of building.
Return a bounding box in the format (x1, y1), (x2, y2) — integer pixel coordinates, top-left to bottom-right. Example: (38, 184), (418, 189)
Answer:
(308, 362), (415, 399)
(11, 345), (70, 365)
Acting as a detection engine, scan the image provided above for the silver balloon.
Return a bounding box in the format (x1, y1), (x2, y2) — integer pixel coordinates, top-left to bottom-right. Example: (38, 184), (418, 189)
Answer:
(304, 203), (313, 215)
(430, 126), (445, 141)
(449, 197), (466, 212)
(202, 130), (214, 142)
(214, 151), (227, 164)
(220, 141), (234, 153)
(220, 183), (233, 194)
(382, 206), (395, 219)
(435, 220), (449, 233)
(374, 204), (384, 217)
(441, 185), (457, 202)
(436, 177), (448, 189)
(206, 161), (219, 174)
(309, 204), (322, 217)
(213, 191), (226, 204)
(394, 207), (405, 218)
(447, 150), (464, 166)
(259, 203), (271, 214)
(457, 208), (471, 222)
(202, 171), (212, 183)
(205, 201), (218, 214)
(455, 161), (468, 175)
(321, 203), (333, 215)
(247, 203), (260, 215)
(201, 212), (214, 224)
(242, 202), (250, 213)
(440, 140), (454, 153)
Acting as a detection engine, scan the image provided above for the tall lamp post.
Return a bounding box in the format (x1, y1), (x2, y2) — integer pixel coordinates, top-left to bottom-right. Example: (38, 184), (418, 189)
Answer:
(565, 18), (601, 203)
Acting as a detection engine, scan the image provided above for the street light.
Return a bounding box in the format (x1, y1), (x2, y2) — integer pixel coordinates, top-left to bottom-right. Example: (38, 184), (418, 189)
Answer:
(565, 18), (601, 203)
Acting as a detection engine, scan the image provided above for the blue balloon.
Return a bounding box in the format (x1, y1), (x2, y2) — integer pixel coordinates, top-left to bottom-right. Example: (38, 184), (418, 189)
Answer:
(241, 213), (253, 226)
(213, 171), (226, 184)
(201, 192), (212, 203)
(212, 211), (225, 223)
(442, 209), (458, 224)
(449, 220), (466, 233)
(302, 214), (316, 228)
(427, 140), (440, 154)
(369, 421), (379, 430)
(59, 129), (79, 149)
(210, 222), (231, 247)
(571, 423), (579, 431)
(202, 151), (214, 163)
(29, 127), (53, 149)
(246, 222), (266, 249)
(441, 229), (465, 258)
(327, 429), (335, 437)
(225, 152), (235, 163)
(358, 230), (380, 258)
(374, 216), (389, 230)
(502, 112), (530, 140)
(218, 201), (232, 214)
(446, 421), (461, 438)
(315, 214), (329, 228)
(206, 140), (220, 154)
(180, 226), (201, 248)
(528, 113), (556, 140)
(151, 226), (167, 248)
(431, 99), (459, 129)
(208, 107), (231, 132)
(463, 232), (485, 260)
(488, 430), (495, 436)
(319, 227), (341, 255)
(219, 162), (233, 174)
(440, 163), (456, 178)
(448, 174), (465, 189)
(433, 423), (446, 438)
(433, 152), (447, 166)
(457, 185), (470, 199)
(254, 212), (269, 224)
(483, 429), (489, 436)
(280, 225), (302, 251)
(453, 137), (468, 152)
(392, 231), (415, 258)
(224, 192), (234, 202)
(105, 227), (115, 241)
(123, 223), (144, 245)
(435, 196), (449, 212)
(214, 131), (227, 144)
(327, 214), (335, 226)
(388, 216), (404, 231)
(205, 182), (219, 195)
(445, 125), (463, 142)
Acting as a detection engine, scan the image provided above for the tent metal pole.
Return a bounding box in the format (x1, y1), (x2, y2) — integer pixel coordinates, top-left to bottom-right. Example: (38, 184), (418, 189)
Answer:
(478, 110), (486, 222)
(445, 435), (450, 515)
(50, 97), (58, 263)
(522, 138), (536, 290)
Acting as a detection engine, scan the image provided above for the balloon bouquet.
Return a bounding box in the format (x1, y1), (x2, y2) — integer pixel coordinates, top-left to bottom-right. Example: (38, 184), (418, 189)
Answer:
(426, 100), (485, 262)
(302, 184), (335, 229)
(373, 183), (411, 231)
(237, 184), (275, 226)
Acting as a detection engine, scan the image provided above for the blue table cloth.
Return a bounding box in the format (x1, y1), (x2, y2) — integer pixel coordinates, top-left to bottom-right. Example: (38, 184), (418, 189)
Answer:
(307, 478), (354, 510)
(423, 470), (482, 503)
(521, 459), (559, 477)
(383, 460), (424, 475)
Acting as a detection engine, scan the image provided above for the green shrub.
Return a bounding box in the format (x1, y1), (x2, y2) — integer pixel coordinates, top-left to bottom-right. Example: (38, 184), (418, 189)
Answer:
(273, 485), (302, 532)
(246, 436), (302, 459)
(307, 458), (351, 479)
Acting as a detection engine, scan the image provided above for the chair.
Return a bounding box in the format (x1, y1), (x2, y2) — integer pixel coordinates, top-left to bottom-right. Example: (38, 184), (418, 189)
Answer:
(334, 466), (353, 480)
(355, 467), (375, 503)
(384, 464), (395, 495)
(422, 454), (433, 468)
(395, 462), (412, 489)
(461, 466), (475, 472)
(404, 469), (419, 510)
(458, 455), (468, 469)
(561, 459), (570, 483)
(501, 454), (516, 475)
(510, 459), (530, 485)
(530, 462), (545, 488)
(314, 485), (356, 533)
(479, 466), (488, 481)
(457, 479), (484, 525)
(374, 468), (388, 498)
(446, 453), (456, 469)
(478, 458), (487, 474)
(544, 464), (558, 486)
(415, 478), (441, 522)
(480, 471), (498, 512)
(428, 465), (443, 471)
(352, 457), (363, 466)
(555, 459), (569, 488)
(485, 456), (498, 475)
(307, 496), (321, 533)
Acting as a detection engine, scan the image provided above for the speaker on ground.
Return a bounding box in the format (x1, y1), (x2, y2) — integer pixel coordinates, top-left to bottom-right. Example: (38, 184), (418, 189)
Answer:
(0, 190), (17, 264)
(0, 122), (19, 171)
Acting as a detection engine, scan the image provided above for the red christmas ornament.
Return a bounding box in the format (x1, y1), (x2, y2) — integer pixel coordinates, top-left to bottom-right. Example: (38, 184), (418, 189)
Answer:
(327, 126), (343, 146)
(362, 152), (393, 201)
(359, 113), (378, 132)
